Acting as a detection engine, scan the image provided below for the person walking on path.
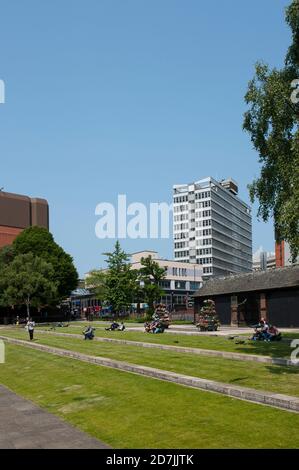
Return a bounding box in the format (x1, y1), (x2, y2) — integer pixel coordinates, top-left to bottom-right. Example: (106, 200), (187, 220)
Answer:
(26, 319), (35, 341)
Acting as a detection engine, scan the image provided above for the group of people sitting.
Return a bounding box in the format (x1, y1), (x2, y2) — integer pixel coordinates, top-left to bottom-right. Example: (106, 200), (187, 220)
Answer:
(144, 320), (165, 334)
(83, 321), (126, 340)
(251, 318), (282, 342)
(105, 322), (126, 332)
(144, 305), (171, 334)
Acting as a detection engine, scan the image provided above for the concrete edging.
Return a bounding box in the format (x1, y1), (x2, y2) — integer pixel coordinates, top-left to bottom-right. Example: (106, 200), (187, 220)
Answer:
(1, 335), (299, 414)
(36, 329), (297, 367)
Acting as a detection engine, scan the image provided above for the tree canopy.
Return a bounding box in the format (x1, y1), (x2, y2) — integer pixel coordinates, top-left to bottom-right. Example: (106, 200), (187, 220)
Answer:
(243, 0), (299, 260)
(85, 246), (167, 316)
(12, 226), (78, 299)
(85, 269), (107, 300)
(0, 253), (58, 316)
(139, 256), (167, 313)
(103, 241), (138, 314)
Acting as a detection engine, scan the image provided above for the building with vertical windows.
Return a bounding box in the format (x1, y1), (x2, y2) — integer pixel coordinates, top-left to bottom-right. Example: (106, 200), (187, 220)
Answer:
(253, 246), (276, 272)
(173, 177), (252, 278)
(130, 251), (203, 310)
(85, 250), (203, 313)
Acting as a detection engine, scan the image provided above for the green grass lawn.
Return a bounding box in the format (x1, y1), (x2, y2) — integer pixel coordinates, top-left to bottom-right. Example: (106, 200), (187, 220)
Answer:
(1, 344), (299, 449)
(1, 329), (299, 398)
(32, 324), (299, 359)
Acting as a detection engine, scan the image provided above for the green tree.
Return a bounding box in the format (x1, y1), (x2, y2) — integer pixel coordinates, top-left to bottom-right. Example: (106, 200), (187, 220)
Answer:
(103, 241), (138, 315)
(243, 0), (299, 261)
(85, 269), (107, 300)
(13, 227), (78, 299)
(0, 253), (58, 316)
(0, 245), (14, 269)
(139, 255), (167, 315)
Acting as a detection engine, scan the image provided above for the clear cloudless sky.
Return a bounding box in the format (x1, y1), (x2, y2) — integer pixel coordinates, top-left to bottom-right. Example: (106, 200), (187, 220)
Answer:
(0, 0), (291, 277)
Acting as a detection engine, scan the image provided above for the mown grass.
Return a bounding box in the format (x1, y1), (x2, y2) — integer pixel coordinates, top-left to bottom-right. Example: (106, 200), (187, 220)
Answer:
(32, 324), (299, 359)
(1, 329), (299, 398)
(1, 344), (299, 449)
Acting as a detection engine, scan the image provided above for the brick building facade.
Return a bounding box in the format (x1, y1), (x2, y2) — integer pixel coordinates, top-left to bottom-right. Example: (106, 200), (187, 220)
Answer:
(0, 191), (49, 248)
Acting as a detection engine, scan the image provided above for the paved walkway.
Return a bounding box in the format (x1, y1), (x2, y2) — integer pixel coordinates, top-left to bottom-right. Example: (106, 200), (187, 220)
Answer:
(2, 336), (299, 413)
(0, 385), (110, 449)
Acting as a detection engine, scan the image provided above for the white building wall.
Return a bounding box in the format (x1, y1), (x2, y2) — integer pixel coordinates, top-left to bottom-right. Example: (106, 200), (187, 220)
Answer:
(173, 177), (253, 278)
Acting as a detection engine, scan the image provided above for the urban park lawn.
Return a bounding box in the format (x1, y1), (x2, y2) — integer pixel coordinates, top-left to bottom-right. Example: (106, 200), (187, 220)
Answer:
(1, 328), (299, 398)
(33, 324), (299, 359)
(1, 343), (299, 449)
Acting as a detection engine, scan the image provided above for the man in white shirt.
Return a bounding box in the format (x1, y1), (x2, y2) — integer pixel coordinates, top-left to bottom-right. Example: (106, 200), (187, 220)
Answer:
(26, 319), (35, 341)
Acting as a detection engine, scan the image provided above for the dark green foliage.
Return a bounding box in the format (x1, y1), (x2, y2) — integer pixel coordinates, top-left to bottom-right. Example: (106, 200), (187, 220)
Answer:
(85, 269), (107, 300)
(0, 253), (58, 315)
(0, 245), (15, 268)
(12, 226), (78, 299)
(103, 241), (138, 314)
(139, 255), (167, 314)
(243, 0), (299, 260)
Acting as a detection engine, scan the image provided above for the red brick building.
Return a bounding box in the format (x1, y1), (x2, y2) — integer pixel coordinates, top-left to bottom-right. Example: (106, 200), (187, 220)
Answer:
(275, 240), (286, 268)
(0, 191), (49, 248)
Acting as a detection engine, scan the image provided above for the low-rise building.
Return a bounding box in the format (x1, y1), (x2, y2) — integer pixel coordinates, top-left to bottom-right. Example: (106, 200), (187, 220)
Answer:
(194, 265), (299, 327)
(131, 250), (203, 310)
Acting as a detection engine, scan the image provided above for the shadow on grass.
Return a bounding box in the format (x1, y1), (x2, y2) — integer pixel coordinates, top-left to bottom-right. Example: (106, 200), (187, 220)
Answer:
(73, 396), (89, 402)
(234, 340), (296, 359)
(265, 365), (299, 376)
(228, 377), (251, 383)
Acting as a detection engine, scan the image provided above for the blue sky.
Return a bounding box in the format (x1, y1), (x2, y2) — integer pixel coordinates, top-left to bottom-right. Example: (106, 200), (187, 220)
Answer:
(0, 0), (291, 276)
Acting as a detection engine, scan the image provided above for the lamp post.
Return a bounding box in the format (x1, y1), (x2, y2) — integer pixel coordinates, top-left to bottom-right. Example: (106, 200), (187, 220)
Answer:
(139, 280), (145, 318)
(193, 265), (197, 324)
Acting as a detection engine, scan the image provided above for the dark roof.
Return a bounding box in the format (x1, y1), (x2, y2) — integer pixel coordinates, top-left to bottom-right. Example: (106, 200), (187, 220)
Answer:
(194, 265), (299, 297)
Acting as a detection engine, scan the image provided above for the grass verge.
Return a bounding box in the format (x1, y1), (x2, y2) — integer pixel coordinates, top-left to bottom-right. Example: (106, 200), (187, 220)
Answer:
(1, 344), (299, 449)
(1, 329), (299, 398)
(33, 325), (299, 359)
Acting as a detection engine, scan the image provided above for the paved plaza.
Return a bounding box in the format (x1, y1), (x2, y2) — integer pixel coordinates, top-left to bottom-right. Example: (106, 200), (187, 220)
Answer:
(0, 385), (110, 449)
